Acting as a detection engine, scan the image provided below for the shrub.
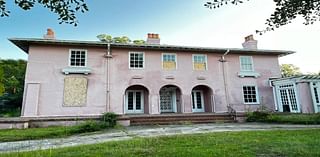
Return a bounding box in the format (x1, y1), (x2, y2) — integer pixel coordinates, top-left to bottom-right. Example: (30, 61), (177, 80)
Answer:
(70, 121), (105, 134)
(101, 112), (118, 127)
(246, 111), (270, 122)
(246, 111), (320, 124)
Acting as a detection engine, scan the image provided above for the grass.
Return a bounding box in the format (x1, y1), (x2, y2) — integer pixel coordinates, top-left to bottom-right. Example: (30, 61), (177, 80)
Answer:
(1, 129), (320, 157)
(0, 121), (112, 142)
(0, 112), (118, 142)
(247, 112), (320, 124)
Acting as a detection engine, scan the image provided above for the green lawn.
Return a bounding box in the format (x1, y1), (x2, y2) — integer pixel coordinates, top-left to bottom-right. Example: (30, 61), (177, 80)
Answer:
(1, 129), (320, 157)
(0, 121), (115, 142)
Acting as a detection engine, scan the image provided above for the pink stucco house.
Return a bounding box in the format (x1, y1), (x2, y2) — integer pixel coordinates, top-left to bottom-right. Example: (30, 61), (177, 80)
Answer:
(9, 29), (319, 120)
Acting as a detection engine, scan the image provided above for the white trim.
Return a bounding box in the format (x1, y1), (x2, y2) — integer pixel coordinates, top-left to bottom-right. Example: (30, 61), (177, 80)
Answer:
(128, 51), (145, 69)
(192, 90), (205, 112)
(68, 49), (88, 67)
(242, 85), (260, 105)
(160, 87), (177, 113)
(310, 82), (320, 113)
(161, 53), (177, 70)
(239, 56), (254, 72)
(125, 90), (144, 114)
(192, 54), (208, 71)
(274, 82), (300, 113)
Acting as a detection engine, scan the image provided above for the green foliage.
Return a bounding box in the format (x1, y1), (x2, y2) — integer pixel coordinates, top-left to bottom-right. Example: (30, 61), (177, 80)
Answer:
(133, 40), (146, 45)
(0, 67), (4, 96)
(70, 121), (106, 134)
(246, 111), (320, 124)
(97, 34), (146, 44)
(101, 112), (118, 127)
(0, 59), (27, 108)
(246, 111), (270, 122)
(280, 64), (302, 77)
(0, 0), (88, 26)
(205, 0), (320, 34)
(0, 107), (21, 117)
(3, 129), (320, 156)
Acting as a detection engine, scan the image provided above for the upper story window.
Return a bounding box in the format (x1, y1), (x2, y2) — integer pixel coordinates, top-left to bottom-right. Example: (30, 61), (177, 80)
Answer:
(193, 54), (207, 71)
(239, 56), (254, 72)
(129, 52), (144, 69)
(69, 49), (87, 67)
(242, 85), (259, 104)
(162, 53), (177, 70)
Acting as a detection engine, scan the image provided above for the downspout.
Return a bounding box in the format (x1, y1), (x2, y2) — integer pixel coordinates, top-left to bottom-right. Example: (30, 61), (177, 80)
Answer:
(219, 49), (230, 109)
(105, 43), (112, 112)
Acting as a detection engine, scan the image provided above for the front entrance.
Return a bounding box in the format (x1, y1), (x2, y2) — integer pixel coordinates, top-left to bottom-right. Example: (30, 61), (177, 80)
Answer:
(192, 90), (205, 112)
(160, 87), (177, 113)
(125, 90), (144, 114)
(311, 82), (320, 113)
(277, 84), (300, 113)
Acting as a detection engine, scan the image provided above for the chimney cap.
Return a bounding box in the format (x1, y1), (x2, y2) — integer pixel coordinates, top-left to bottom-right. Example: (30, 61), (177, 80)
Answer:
(244, 34), (254, 42)
(44, 28), (55, 39)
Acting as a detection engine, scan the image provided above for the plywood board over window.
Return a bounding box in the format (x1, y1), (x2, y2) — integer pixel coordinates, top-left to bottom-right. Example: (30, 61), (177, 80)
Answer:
(63, 77), (88, 106)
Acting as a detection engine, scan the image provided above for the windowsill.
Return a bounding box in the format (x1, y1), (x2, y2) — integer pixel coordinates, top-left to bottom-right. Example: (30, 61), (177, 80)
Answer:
(238, 71), (260, 78)
(62, 67), (92, 75)
(244, 103), (260, 105)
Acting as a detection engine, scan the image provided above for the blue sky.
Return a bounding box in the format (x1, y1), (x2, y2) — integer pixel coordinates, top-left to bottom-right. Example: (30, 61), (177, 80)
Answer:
(0, 0), (319, 73)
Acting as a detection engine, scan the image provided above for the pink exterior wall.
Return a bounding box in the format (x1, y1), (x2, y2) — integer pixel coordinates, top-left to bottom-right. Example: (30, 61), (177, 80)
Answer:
(22, 45), (281, 117)
(22, 45), (107, 117)
(297, 83), (314, 113)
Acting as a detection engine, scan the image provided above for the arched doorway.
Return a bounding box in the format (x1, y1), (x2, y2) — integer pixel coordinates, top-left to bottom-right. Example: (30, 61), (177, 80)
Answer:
(124, 85), (149, 114)
(191, 85), (214, 113)
(159, 85), (182, 113)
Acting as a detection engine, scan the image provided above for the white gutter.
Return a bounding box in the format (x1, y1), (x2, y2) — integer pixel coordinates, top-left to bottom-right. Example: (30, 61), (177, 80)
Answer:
(220, 49), (230, 107)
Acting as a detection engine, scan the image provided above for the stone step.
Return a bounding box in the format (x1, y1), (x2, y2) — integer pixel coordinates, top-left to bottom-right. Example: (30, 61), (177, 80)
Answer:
(131, 119), (236, 125)
(127, 113), (236, 125)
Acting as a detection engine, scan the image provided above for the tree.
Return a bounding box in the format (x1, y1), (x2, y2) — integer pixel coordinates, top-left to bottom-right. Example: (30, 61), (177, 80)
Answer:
(0, 59), (27, 107)
(0, 67), (4, 96)
(280, 64), (302, 77)
(205, 0), (320, 34)
(0, 0), (88, 26)
(97, 34), (146, 44)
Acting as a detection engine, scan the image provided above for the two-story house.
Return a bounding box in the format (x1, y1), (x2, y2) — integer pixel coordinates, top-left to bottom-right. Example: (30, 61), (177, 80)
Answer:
(11, 29), (308, 119)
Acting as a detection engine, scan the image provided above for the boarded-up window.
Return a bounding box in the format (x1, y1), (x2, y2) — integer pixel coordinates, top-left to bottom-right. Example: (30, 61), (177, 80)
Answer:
(63, 77), (87, 106)
(193, 54), (207, 70)
(162, 53), (176, 70)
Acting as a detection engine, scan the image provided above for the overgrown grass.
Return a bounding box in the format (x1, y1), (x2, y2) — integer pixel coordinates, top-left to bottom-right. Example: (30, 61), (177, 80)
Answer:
(247, 112), (320, 124)
(0, 112), (118, 142)
(1, 129), (320, 157)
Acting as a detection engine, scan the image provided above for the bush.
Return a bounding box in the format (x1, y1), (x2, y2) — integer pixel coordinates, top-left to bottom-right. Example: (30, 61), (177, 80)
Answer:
(246, 111), (270, 122)
(70, 121), (105, 134)
(246, 111), (320, 124)
(101, 112), (118, 127)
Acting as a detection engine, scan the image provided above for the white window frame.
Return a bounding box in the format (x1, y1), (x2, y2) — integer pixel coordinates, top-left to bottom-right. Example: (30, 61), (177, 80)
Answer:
(192, 54), (208, 71)
(239, 56), (254, 72)
(128, 51), (145, 69)
(242, 85), (260, 105)
(192, 90), (205, 112)
(125, 90), (144, 114)
(161, 53), (177, 70)
(69, 49), (87, 67)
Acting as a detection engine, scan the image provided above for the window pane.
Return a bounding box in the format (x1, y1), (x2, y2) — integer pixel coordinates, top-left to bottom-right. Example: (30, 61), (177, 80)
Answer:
(70, 50), (86, 67)
(243, 86), (258, 104)
(130, 52), (144, 68)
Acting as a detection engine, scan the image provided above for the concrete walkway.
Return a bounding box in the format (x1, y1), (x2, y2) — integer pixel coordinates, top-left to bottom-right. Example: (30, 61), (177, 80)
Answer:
(1, 123), (320, 153)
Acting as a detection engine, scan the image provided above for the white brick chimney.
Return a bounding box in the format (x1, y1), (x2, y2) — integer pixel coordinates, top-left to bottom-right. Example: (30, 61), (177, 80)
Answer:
(43, 28), (55, 39)
(242, 35), (257, 49)
(146, 33), (160, 45)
